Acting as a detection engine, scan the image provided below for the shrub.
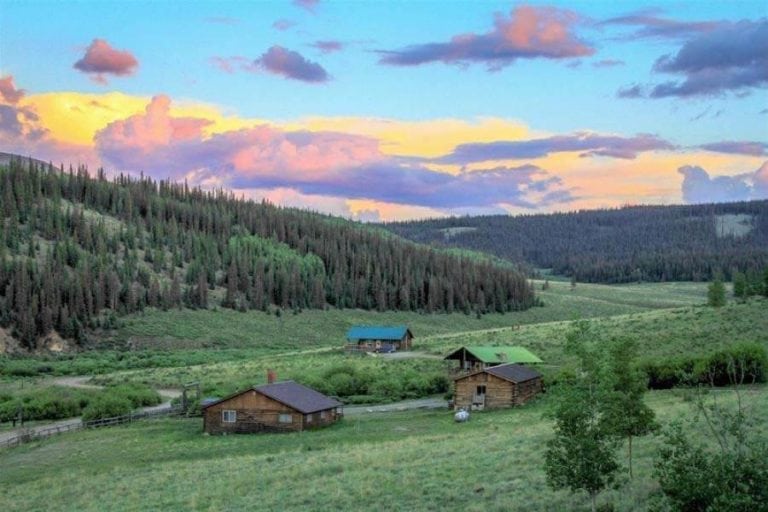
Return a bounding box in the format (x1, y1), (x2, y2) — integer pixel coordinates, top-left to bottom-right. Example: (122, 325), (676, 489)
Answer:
(640, 343), (766, 390)
(82, 395), (133, 422)
(106, 384), (161, 408)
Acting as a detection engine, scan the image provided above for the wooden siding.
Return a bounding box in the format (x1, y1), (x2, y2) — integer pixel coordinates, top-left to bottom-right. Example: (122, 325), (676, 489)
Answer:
(453, 373), (542, 410)
(346, 333), (412, 352)
(203, 389), (340, 434)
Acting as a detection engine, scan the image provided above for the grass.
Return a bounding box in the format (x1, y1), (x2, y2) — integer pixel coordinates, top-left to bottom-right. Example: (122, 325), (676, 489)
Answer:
(104, 280), (708, 351)
(420, 299), (768, 374)
(1, 385), (765, 511)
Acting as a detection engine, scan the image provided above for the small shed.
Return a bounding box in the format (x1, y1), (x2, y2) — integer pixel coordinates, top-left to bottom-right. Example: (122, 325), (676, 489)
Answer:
(453, 363), (543, 411)
(202, 380), (343, 434)
(346, 325), (413, 352)
(444, 345), (542, 373)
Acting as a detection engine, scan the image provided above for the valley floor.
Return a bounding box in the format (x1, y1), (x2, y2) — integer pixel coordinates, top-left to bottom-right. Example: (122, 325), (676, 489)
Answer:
(1, 386), (765, 512)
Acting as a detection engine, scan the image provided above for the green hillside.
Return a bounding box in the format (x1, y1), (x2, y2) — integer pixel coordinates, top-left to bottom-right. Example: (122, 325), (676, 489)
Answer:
(383, 200), (768, 283)
(0, 157), (533, 350)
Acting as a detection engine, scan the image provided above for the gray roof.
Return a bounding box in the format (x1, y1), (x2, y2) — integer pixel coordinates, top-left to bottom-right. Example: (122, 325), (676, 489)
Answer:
(254, 381), (343, 414)
(485, 363), (542, 383)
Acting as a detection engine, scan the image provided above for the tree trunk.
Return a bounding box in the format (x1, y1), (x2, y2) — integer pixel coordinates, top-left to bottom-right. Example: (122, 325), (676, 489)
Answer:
(628, 435), (633, 479)
(591, 491), (597, 512)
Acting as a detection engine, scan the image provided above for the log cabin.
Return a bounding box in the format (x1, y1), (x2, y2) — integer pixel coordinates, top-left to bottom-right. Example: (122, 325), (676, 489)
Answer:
(453, 363), (543, 411)
(444, 345), (542, 373)
(202, 377), (343, 434)
(346, 325), (413, 352)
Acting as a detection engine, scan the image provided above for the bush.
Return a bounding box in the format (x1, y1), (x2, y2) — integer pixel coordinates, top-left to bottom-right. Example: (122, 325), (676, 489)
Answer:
(640, 343), (766, 389)
(106, 384), (161, 408)
(81, 395), (133, 422)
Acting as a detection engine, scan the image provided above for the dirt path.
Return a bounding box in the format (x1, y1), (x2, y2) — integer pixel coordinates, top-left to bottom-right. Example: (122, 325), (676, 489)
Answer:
(344, 397), (447, 416)
(377, 351), (443, 360)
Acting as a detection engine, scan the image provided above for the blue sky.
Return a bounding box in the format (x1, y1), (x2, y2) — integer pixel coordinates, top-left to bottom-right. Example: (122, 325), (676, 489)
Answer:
(1, 1), (766, 219)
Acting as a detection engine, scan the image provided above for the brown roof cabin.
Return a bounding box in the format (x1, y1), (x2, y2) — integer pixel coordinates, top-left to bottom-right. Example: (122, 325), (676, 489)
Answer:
(453, 363), (543, 411)
(202, 376), (343, 435)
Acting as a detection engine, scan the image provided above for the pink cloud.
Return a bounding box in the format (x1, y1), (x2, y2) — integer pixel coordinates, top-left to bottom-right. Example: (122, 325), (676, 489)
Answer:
(94, 95), (213, 169)
(0, 75), (24, 104)
(379, 5), (593, 69)
(93, 96), (571, 210)
(95, 95), (378, 179)
(73, 39), (139, 84)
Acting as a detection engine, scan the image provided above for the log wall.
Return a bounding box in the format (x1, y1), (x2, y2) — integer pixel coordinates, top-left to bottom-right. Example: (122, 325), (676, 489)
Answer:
(203, 389), (340, 434)
(453, 373), (542, 410)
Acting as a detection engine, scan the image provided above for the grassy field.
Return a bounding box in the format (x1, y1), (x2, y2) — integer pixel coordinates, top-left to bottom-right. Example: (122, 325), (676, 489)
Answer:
(89, 299), (767, 394)
(1, 385), (765, 512)
(420, 298), (768, 364)
(0, 282), (763, 511)
(104, 280), (708, 351)
(0, 280), (707, 380)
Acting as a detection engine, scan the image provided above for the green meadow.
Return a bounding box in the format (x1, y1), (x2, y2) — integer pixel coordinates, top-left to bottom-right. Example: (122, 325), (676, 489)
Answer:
(1, 281), (765, 511)
(1, 386), (765, 512)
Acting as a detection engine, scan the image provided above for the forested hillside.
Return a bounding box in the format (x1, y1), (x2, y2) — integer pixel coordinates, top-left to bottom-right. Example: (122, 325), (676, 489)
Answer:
(384, 201), (768, 283)
(0, 157), (533, 349)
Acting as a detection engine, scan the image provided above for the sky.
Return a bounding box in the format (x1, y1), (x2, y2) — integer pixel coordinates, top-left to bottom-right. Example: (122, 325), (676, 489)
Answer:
(0, 0), (767, 221)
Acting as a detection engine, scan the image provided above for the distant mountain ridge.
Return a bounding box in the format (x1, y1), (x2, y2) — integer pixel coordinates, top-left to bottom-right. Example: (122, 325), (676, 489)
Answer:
(383, 201), (768, 283)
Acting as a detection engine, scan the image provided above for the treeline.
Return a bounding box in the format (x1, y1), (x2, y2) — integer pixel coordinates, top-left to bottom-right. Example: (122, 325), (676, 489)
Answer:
(383, 201), (768, 283)
(0, 157), (534, 348)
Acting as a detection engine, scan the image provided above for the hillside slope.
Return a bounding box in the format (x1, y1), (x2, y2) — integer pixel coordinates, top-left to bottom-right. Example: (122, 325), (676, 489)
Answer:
(0, 157), (532, 350)
(383, 200), (768, 283)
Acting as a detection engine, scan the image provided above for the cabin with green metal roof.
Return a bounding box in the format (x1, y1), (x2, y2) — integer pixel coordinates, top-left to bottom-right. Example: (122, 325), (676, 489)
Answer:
(345, 325), (413, 352)
(444, 346), (542, 373)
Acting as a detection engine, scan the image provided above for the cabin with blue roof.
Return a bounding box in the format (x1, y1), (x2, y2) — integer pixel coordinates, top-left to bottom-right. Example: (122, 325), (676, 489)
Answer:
(345, 325), (413, 352)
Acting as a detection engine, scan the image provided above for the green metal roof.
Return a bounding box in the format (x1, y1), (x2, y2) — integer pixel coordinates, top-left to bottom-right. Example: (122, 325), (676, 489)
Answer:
(346, 325), (411, 342)
(444, 346), (543, 364)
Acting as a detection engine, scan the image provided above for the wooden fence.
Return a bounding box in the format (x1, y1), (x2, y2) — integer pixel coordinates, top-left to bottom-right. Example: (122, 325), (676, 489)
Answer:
(0, 405), (183, 450)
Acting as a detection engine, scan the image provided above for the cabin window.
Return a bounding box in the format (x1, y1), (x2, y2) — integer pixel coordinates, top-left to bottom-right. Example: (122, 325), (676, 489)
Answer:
(222, 410), (236, 423)
(279, 414), (293, 424)
(320, 411), (327, 420)
(476, 385), (487, 395)
(306, 414), (313, 423)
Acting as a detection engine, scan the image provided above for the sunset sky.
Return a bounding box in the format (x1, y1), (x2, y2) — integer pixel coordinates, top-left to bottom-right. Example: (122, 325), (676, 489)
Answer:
(1, 0), (766, 221)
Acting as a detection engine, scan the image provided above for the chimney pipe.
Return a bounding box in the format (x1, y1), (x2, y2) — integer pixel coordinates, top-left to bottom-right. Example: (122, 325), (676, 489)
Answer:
(267, 369), (277, 384)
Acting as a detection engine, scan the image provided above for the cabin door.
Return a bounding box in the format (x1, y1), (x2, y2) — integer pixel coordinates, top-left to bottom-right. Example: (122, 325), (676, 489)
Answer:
(473, 385), (486, 409)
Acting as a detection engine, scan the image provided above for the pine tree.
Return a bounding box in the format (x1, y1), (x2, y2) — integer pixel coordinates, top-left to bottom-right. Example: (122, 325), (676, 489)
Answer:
(732, 271), (747, 300)
(708, 277), (726, 307)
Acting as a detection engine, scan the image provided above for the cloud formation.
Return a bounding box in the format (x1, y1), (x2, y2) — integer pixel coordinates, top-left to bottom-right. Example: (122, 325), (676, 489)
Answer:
(649, 20), (768, 98)
(0, 76), (24, 104)
(94, 96), (571, 209)
(679, 162), (768, 203)
(700, 141), (767, 157)
(379, 5), (593, 70)
(437, 133), (674, 164)
(73, 39), (139, 84)
(601, 13), (722, 39)
(294, 0), (319, 13)
(310, 40), (345, 54)
(272, 19), (296, 31)
(254, 46), (330, 83)
(592, 59), (624, 68)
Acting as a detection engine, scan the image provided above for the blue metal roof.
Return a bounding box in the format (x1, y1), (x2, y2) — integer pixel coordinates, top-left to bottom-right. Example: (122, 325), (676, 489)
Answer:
(346, 325), (411, 341)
